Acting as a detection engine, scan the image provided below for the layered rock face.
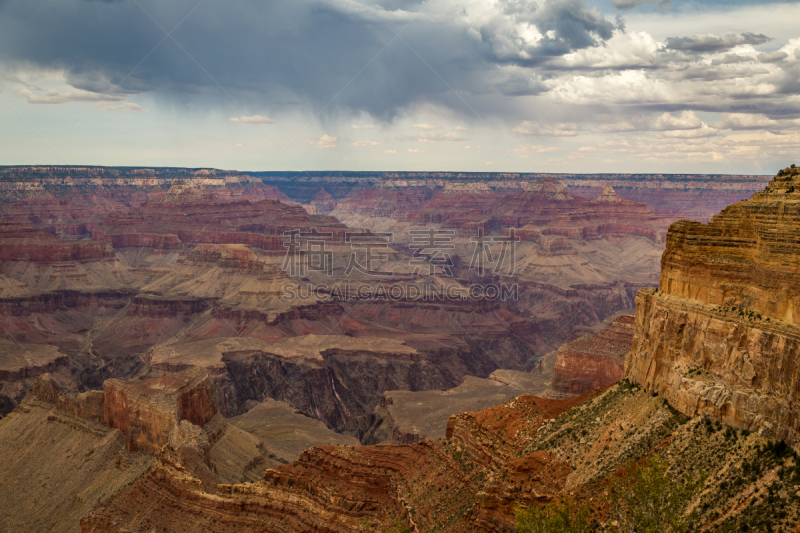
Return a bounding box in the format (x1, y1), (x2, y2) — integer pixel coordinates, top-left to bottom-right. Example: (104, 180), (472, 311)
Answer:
(0, 217), (110, 262)
(660, 167), (800, 324)
(335, 181), (673, 243)
(104, 367), (217, 453)
(82, 381), (800, 532)
(93, 186), (346, 251)
(310, 188), (336, 214)
(260, 170), (769, 223)
(550, 314), (633, 395)
(0, 166), (291, 238)
(628, 166), (800, 445)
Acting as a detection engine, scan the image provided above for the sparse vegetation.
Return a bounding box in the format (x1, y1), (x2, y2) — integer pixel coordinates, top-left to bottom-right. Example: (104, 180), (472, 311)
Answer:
(515, 497), (593, 533)
(606, 455), (704, 533)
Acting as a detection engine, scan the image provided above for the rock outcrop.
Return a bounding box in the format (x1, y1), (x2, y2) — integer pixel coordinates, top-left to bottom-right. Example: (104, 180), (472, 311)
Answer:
(0, 217), (110, 262)
(310, 188), (336, 214)
(93, 195), (347, 251)
(82, 381), (800, 532)
(550, 315), (633, 395)
(627, 165), (800, 446)
(104, 367), (218, 453)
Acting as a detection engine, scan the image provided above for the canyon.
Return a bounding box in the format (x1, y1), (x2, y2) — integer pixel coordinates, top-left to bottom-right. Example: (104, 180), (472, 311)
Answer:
(0, 164), (793, 532)
(0, 166), (699, 425)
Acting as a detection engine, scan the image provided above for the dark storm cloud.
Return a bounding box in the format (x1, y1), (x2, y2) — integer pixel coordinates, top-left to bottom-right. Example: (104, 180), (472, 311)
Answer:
(478, 0), (614, 65)
(0, 0), (617, 120)
(666, 32), (772, 53)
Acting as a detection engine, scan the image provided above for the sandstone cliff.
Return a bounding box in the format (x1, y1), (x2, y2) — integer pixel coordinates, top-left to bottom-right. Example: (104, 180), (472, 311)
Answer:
(104, 367), (218, 453)
(627, 165), (800, 446)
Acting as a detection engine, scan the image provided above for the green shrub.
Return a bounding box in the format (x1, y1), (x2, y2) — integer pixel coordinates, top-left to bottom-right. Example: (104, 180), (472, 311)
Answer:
(515, 497), (593, 533)
(606, 456), (705, 533)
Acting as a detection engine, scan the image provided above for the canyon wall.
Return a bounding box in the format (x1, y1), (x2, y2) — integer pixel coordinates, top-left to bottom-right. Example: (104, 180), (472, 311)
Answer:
(104, 367), (218, 453)
(627, 165), (800, 445)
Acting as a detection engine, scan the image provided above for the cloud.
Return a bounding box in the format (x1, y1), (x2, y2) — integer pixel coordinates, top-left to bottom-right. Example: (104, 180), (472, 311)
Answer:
(454, 126), (470, 132)
(18, 87), (124, 104)
(714, 113), (800, 132)
(351, 140), (380, 146)
(0, 0), (622, 121)
(758, 51), (788, 63)
(666, 33), (772, 54)
(305, 134), (338, 148)
(417, 131), (466, 143)
(1, 0), (798, 164)
(496, 74), (548, 96)
(512, 121), (583, 136)
(478, 0), (616, 66)
(513, 144), (563, 153)
(230, 115), (275, 124)
(383, 149), (397, 154)
(407, 148), (427, 153)
(657, 124), (719, 139)
(413, 123), (441, 131)
(611, 0), (672, 12)
(463, 145), (482, 150)
(104, 102), (147, 112)
(15, 86), (147, 111)
(595, 111), (711, 134)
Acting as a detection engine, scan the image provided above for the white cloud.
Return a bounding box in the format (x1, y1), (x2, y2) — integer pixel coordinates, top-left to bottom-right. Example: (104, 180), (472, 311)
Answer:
(351, 124), (375, 130)
(413, 123), (441, 131)
(455, 126), (471, 132)
(351, 140), (381, 147)
(104, 102), (147, 112)
(305, 134), (338, 148)
(407, 148), (427, 153)
(18, 87), (120, 104)
(595, 111), (711, 134)
(714, 113), (800, 132)
(417, 131), (466, 143)
(230, 115), (275, 124)
(512, 121), (583, 137)
(657, 124), (720, 139)
(383, 149), (397, 154)
(513, 144), (563, 154)
(16, 88), (147, 111)
(463, 145), (482, 150)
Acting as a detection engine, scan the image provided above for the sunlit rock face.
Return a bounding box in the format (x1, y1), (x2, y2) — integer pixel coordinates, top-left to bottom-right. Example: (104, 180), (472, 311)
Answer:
(104, 367), (218, 453)
(628, 166), (800, 445)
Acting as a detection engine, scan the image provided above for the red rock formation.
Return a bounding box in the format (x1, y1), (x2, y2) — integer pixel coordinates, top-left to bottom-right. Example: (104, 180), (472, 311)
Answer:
(93, 188), (347, 251)
(79, 392), (593, 533)
(103, 367), (217, 453)
(310, 188), (336, 214)
(335, 180), (672, 244)
(0, 217), (110, 262)
(551, 315), (633, 395)
(0, 167), (293, 238)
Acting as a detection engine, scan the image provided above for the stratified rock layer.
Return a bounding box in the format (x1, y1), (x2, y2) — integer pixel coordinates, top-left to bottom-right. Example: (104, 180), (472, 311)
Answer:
(660, 166), (800, 324)
(104, 367), (218, 453)
(628, 166), (800, 446)
(551, 315), (633, 395)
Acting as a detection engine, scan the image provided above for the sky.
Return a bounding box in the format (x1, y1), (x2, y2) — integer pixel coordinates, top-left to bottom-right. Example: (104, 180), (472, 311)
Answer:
(0, 0), (798, 175)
